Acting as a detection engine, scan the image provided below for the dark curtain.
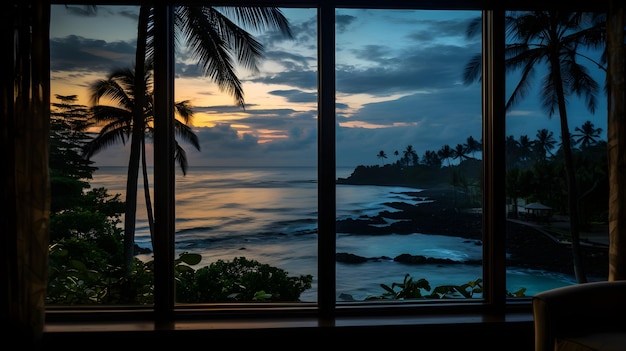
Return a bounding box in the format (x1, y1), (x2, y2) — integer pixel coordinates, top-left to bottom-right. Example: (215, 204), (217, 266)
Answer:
(2, 0), (51, 348)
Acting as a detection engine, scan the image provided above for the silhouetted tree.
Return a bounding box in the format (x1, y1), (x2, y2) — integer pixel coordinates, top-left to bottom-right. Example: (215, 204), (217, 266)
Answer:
(534, 128), (557, 161)
(83, 65), (200, 268)
(377, 150), (387, 165)
(465, 11), (603, 283)
(573, 120), (603, 149)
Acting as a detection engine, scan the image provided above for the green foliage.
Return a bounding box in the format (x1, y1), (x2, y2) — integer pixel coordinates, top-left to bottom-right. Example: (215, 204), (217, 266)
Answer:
(507, 287), (528, 298)
(49, 206), (121, 242)
(47, 238), (153, 305)
(48, 246), (313, 304)
(366, 275), (525, 300)
(49, 184), (125, 244)
(47, 94), (154, 305)
(49, 95), (125, 243)
(368, 274), (432, 300)
(429, 278), (483, 298)
(174, 256), (313, 302)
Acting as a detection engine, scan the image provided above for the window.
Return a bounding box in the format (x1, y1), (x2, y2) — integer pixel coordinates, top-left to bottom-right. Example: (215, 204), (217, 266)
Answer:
(47, 0), (610, 322)
(334, 8), (484, 301)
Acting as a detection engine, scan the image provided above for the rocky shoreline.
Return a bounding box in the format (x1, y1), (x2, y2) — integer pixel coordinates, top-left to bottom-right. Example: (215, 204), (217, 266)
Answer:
(335, 186), (609, 280)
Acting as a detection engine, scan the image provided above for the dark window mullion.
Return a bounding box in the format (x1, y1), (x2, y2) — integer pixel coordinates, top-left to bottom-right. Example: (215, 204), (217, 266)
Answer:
(481, 9), (507, 310)
(152, 4), (176, 321)
(317, 4), (336, 318)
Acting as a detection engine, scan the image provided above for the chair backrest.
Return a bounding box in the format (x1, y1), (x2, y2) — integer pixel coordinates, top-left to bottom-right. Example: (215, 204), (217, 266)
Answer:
(532, 280), (626, 351)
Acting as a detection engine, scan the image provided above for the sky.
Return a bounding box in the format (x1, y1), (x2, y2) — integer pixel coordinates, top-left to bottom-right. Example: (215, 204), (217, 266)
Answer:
(50, 5), (608, 171)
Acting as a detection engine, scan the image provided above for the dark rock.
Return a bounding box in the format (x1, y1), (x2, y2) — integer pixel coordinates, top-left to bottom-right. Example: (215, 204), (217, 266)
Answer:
(134, 244), (152, 255)
(336, 252), (369, 263)
(390, 254), (481, 266)
(334, 185), (609, 280)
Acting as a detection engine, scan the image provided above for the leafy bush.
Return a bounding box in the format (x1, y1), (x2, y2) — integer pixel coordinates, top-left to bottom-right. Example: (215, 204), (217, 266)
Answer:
(47, 245), (313, 304)
(365, 274), (526, 300)
(47, 237), (153, 305)
(175, 255), (313, 302)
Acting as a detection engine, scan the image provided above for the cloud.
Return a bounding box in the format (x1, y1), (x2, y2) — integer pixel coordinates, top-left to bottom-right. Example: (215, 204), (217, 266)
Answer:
(181, 123), (317, 167)
(267, 89), (317, 103)
(50, 35), (136, 73)
(52, 6), (608, 170)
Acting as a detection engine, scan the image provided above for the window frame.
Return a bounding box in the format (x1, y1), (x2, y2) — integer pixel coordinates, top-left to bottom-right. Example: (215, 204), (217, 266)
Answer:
(46, 0), (611, 324)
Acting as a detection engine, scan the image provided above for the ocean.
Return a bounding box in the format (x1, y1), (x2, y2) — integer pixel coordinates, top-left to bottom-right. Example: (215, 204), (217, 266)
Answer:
(91, 166), (577, 302)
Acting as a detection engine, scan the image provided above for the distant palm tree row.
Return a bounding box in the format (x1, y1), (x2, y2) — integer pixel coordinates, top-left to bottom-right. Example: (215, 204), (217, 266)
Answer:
(507, 122), (603, 169)
(375, 120), (603, 170)
(376, 136), (482, 168)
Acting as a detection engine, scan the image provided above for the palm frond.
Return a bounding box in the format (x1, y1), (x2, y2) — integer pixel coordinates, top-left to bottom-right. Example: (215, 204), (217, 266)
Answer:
(89, 68), (136, 109)
(174, 143), (189, 175)
(91, 105), (133, 124)
(463, 54), (482, 84)
(505, 54), (540, 110)
(464, 16), (482, 39)
(214, 6), (293, 39)
(209, 11), (264, 74)
(174, 120), (201, 151)
(82, 127), (129, 158)
(539, 73), (559, 116)
(562, 58), (599, 113)
(177, 6), (245, 107)
(174, 100), (194, 124)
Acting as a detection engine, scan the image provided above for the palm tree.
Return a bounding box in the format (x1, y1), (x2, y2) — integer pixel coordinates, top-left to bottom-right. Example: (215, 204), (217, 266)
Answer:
(376, 150), (387, 166)
(516, 135), (535, 164)
(464, 11), (603, 283)
(464, 136), (482, 159)
(114, 6), (293, 272)
(452, 143), (469, 163)
(421, 150), (442, 167)
(572, 120), (603, 149)
(83, 65), (200, 271)
(402, 145), (418, 166)
(534, 128), (557, 161)
(438, 144), (454, 167)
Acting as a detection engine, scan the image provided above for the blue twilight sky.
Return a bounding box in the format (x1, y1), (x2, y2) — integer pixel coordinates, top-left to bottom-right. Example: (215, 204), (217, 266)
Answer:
(50, 5), (608, 170)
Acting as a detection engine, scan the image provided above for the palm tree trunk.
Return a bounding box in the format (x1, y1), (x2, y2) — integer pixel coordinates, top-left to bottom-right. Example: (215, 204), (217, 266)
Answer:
(550, 54), (587, 283)
(607, 0), (626, 280)
(124, 133), (142, 273)
(142, 138), (155, 244)
(122, 5), (150, 274)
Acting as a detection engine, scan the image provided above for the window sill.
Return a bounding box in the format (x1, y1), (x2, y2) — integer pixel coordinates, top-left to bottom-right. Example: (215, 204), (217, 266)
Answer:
(45, 311), (533, 332)
(42, 312), (534, 351)
(43, 311), (534, 349)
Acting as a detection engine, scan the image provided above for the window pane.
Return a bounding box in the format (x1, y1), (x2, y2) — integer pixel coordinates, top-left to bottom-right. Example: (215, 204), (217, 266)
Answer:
(49, 5), (318, 306)
(172, 7), (318, 303)
(503, 11), (609, 297)
(335, 9), (484, 302)
(48, 5), (153, 305)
